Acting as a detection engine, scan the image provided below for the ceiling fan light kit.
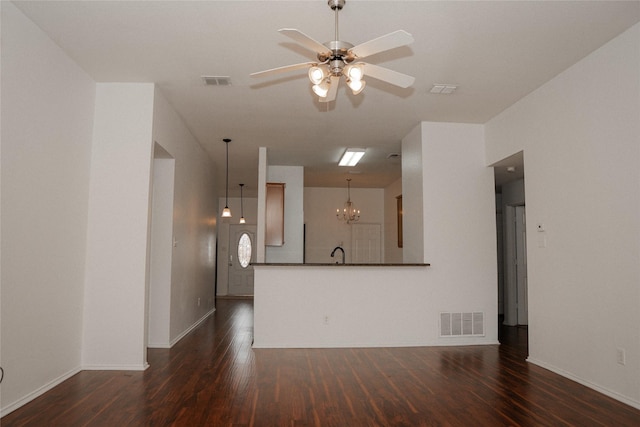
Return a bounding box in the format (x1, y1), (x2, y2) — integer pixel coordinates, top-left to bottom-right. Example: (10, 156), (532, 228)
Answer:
(251, 0), (415, 103)
(308, 66), (327, 84)
(312, 81), (330, 97)
(346, 78), (365, 95)
(346, 63), (364, 81)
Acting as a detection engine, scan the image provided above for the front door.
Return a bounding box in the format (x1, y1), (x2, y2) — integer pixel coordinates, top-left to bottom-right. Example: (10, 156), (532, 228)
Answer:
(228, 224), (256, 295)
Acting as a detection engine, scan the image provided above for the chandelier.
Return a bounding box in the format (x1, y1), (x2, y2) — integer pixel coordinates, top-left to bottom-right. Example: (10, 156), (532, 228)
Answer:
(336, 178), (360, 224)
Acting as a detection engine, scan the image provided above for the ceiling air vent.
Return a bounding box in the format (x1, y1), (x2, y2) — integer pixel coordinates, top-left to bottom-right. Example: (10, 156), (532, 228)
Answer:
(430, 84), (457, 94)
(202, 76), (231, 86)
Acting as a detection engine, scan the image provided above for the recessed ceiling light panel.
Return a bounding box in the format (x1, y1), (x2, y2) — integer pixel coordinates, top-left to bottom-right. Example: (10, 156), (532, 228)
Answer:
(339, 148), (366, 167)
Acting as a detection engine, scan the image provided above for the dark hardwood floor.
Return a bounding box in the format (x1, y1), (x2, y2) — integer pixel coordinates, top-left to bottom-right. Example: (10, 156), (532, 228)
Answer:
(3, 299), (639, 426)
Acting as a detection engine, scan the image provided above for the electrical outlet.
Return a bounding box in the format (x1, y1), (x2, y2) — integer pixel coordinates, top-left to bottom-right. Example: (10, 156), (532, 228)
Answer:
(616, 348), (626, 365)
(198, 297), (201, 307)
(323, 315), (329, 325)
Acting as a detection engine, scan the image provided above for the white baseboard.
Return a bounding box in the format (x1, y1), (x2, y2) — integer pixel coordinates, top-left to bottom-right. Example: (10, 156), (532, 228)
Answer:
(147, 342), (172, 349)
(0, 366), (81, 418)
(527, 357), (640, 410)
(82, 363), (149, 371)
(169, 307), (216, 348)
(148, 308), (217, 349)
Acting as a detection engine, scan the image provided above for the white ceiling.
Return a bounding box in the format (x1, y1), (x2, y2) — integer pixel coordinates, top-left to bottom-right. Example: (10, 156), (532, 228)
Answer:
(14, 0), (640, 197)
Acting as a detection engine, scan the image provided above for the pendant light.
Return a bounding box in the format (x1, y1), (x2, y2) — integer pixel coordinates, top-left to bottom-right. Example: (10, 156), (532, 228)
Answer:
(336, 178), (360, 224)
(239, 183), (246, 224)
(221, 138), (232, 218)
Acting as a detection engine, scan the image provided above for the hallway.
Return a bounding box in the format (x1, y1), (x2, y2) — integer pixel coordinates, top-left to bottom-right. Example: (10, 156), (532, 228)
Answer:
(3, 299), (639, 426)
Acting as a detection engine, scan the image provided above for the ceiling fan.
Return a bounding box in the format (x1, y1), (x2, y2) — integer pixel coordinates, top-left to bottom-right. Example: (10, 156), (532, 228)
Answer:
(250, 0), (415, 103)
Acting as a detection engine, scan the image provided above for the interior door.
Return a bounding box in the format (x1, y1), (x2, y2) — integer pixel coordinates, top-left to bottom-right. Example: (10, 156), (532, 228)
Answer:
(351, 223), (381, 263)
(515, 206), (528, 325)
(228, 224), (257, 295)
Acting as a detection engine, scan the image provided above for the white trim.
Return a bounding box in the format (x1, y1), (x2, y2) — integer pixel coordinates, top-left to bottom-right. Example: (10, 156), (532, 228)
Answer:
(0, 366), (81, 417)
(252, 340), (500, 349)
(527, 357), (640, 410)
(82, 363), (149, 371)
(169, 308), (216, 348)
(147, 342), (171, 349)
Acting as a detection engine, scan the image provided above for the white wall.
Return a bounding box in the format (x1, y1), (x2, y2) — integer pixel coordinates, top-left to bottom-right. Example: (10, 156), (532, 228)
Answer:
(420, 121), (498, 340)
(256, 147), (267, 263)
(151, 88), (218, 346)
(265, 166), (304, 263)
(401, 125), (424, 263)
(82, 83), (155, 370)
(304, 187), (385, 263)
(485, 23), (640, 407)
(0, 2), (96, 415)
(254, 265), (469, 348)
(148, 153), (175, 348)
(384, 178), (403, 263)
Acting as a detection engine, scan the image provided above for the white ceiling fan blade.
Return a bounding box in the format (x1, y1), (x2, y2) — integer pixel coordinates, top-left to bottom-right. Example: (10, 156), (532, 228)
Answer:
(319, 76), (340, 103)
(362, 63), (415, 88)
(350, 30), (414, 59)
(279, 28), (331, 56)
(250, 62), (315, 78)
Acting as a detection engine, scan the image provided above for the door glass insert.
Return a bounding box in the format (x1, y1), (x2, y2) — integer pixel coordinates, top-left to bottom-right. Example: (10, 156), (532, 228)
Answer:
(237, 232), (252, 268)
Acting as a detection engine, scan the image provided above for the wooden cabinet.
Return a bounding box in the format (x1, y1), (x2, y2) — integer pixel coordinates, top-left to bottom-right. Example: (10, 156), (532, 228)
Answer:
(265, 182), (285, 246)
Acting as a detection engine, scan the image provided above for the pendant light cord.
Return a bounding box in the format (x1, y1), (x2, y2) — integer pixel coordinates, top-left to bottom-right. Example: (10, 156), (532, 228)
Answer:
(222, 138), (231, 212)
(225, 140), (229, 206)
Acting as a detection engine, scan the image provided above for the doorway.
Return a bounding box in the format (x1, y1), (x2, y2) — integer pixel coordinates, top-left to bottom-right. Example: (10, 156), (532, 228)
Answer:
(147, 143), (175, 348)
(492, 152), (527, 353)
(504, 204), (528, 326)
(228, 224), (257, 295)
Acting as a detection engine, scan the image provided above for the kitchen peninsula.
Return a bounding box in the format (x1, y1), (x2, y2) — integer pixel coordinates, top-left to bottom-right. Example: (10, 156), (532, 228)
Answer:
(252, 263), (438, 348)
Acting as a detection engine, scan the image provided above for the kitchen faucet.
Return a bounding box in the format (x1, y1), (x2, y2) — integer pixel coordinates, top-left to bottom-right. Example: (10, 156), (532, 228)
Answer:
(330, 246), (345, 264)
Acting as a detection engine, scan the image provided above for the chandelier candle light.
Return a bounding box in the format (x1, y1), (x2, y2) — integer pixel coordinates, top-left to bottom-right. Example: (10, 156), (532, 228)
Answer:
(337, 178), (360, 224)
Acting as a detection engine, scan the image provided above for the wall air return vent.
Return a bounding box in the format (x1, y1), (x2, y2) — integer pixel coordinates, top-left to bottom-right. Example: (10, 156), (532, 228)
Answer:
(202, 76), (231, 86)
(440, 312), (484, 337)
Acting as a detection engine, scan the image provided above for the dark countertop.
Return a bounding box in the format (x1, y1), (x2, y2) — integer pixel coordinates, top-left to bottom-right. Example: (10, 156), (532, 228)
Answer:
(252, 263), (430, 267)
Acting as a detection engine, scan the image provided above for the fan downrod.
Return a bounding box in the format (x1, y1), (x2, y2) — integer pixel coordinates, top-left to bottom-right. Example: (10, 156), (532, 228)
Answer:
(317, 0), (354, 67)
